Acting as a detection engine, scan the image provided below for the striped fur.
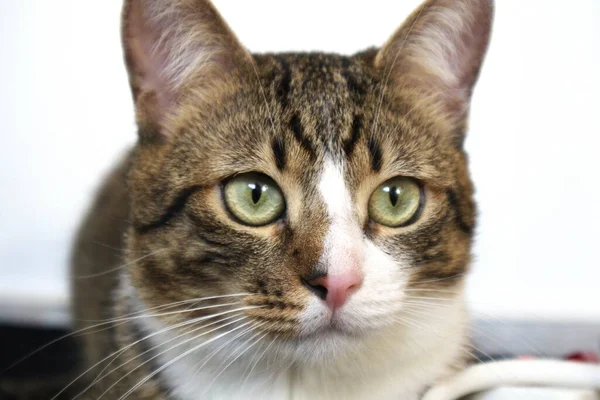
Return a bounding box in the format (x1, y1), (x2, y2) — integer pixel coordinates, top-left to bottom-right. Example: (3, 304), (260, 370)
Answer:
(70, 0), (493, 399)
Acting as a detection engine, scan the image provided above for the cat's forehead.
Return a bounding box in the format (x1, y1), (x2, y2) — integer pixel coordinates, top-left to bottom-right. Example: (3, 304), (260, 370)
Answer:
(250, 52), (453, 187)
(258, 52), (379, 158)
(172, 51), (454, 189)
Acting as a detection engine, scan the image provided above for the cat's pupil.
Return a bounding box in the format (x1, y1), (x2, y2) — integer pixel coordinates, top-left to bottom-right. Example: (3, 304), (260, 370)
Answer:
(250, 183), (262, 204)
(389, 186), (400, 207)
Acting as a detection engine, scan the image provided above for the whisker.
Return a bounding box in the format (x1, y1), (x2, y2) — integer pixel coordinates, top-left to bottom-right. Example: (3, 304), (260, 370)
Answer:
(404, 288), (461, 295)
(93, 317), (252, 400)
(204, 324), (262, 379)
(403, 295), (457, 303)
(114, 320), (257, 400)
(403, 297), (546, 357)
(1, 320), (129, 376)
(88, 317), (210, 387)
(255, 339), (293, 394)
(78, 293), (251, 323)
(203, 328), (268, 396)
(90, 240), (150, 254)
(56, 308), (254, 400)
(97, 301), (245, 323)
(190, 321), (263, 379)
(248, 56), (278, 138)
(392, 313), (488, 365)
(394, 310), (517, 387)
(240, 333), (279, 391)
(406, 294), (565, 329)
(73, 249), (167, 279)
(89, 315), (246, 396)
(469, 310), (544, 357)
(400, 307), (497, 361)
(5, 294), (252, 376)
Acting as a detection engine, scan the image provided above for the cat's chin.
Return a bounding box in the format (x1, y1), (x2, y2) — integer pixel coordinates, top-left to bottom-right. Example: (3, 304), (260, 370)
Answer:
(277, 317), (391, 365)
(303, 324), (365, 341)
(296, 299), (397, 340)
(278, 329), (362, 365)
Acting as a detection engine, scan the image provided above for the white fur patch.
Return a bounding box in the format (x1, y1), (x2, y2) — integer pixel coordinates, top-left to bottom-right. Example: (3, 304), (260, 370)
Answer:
(301, 159), (409, 337)
(317, 159), (353, 220)
(316, 159), (361, 277)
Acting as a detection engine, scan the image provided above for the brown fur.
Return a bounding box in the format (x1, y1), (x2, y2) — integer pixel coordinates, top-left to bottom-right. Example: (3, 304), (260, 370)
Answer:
(67, 0), (492, 398)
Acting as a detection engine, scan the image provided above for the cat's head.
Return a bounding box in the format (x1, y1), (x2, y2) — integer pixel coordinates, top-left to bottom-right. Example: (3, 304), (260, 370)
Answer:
(122, 0), (492, 362)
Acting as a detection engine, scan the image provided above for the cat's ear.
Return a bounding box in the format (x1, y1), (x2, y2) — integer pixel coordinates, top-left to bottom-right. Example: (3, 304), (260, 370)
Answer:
(122, 0), (250, 140)
(376, 0), (493, 129)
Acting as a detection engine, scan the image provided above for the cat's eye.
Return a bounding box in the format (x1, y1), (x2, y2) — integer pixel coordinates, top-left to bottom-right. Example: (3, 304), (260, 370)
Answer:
(368, 177), (422, 227)
(223, 173), (285, 226)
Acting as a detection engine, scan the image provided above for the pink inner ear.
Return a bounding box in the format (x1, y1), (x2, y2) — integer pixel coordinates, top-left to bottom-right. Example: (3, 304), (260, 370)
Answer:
(410, 5), (491, 94)
(126, 0), (177, 118)
(378, 0), (492, 100)
(122, 0), (250, 136)
(454, 7), (493, 91)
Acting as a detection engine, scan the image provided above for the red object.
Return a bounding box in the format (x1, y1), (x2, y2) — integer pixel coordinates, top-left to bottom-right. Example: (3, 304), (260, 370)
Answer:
(565, 352), (599, 363)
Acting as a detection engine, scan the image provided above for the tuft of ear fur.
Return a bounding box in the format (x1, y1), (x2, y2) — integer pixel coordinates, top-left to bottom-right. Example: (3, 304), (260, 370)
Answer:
(376, 0), (493, 130)
(122, 0), (250, 140)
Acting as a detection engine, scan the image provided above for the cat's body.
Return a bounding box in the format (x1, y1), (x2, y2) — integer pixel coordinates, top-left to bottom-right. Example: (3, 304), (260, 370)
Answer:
(69, 1), (493, 399)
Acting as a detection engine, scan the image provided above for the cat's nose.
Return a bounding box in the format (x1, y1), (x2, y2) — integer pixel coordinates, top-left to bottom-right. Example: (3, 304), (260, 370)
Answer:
(303, 271), (363, 311)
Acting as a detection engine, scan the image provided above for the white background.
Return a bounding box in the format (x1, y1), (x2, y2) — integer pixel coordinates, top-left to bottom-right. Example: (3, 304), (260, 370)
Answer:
(0, 0), (599, 326)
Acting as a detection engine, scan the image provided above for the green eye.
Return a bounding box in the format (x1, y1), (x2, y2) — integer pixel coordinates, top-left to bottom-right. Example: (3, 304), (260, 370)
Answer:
(223, 173), (285, 226)
(368, 177), (422, 227)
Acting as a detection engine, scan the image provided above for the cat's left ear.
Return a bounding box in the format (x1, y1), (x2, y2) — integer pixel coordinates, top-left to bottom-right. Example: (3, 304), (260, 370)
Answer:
(376, 0), (493, 137)
(122, 0), (251, 140)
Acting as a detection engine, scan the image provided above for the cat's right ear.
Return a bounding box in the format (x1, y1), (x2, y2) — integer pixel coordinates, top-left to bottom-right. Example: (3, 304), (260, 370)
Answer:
(122, 0), (250, 141)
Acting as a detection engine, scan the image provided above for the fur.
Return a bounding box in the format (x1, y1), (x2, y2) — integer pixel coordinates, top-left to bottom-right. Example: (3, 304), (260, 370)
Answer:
(69, 0), (493, 398)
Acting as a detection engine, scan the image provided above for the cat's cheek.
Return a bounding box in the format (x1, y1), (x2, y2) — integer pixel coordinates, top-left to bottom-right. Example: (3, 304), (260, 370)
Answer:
(339, 239), (409, 327)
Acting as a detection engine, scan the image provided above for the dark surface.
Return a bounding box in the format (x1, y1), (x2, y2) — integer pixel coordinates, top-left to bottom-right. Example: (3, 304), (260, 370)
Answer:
(0, 324), (78, 379)
(0, 324), (80, 399)
(0, 325), (79, 400)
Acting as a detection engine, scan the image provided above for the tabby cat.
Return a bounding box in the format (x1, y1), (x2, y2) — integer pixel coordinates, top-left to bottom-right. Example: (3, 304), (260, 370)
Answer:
(70, 0), (493, 399)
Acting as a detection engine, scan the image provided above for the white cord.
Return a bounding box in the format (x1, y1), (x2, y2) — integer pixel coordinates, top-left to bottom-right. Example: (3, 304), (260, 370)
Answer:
(422, 359), (600, 400)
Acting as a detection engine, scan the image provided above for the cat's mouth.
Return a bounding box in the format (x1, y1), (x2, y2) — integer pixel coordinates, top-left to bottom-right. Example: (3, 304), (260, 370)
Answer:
(301, 313), (369, 340)
(298, 327), (362, 344)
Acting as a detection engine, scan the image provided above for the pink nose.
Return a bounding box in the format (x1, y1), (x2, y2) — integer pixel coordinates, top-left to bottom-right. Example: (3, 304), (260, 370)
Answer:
(305, 271), (363, 311)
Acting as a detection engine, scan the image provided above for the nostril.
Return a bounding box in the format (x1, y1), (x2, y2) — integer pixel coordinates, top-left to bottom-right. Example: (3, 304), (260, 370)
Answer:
(301, 278), (328, 300)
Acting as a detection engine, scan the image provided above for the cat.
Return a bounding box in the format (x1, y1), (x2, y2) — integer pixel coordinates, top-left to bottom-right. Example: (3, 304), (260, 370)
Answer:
(68, 0), (493, 399)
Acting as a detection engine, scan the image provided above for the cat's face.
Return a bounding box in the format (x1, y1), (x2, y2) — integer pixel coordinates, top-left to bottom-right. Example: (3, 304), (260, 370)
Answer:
(122, 0), (491, 362)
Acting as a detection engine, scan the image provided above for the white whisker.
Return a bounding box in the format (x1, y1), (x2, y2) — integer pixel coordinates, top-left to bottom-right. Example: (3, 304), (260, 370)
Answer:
(79, 293), (251, 323)
(248, 56), (278, 138)
(240, 333), (278, 391)
(393, 310), (514, 387)
(7, 294), (251, 377)
(57, 307), (256, 400)
(86, 313), (245, 395)
(190, 321), (263, 379)
(202, 328), (268, 396)
(73, 249), (167, 279)
(115, 320), (257, 400)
